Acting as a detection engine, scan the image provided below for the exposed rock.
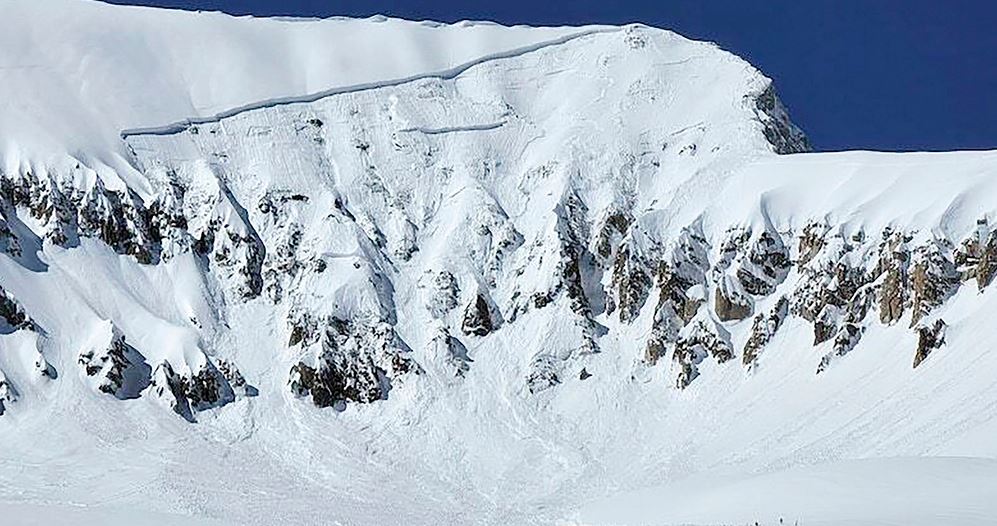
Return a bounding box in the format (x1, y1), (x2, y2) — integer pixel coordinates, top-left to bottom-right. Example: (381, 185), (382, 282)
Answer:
(743, 296), (789, 368)
(813, 304), (841, 345)
(554, 190), (594, 318)
(387, 209), (418, 261)
(506, 189), (594, 324)
(910, 242), (959, 326)
(579, 367), (592, 380)
(750, 83), (811, 154)
(791, 233), (867, 323)
(592, 210), (631, 263)
(429, 326), (471, 377)
(0, 286), (34, 333)
(150, 361), (195, 422)
(711, 226), (789, 321)
(644, 226), (709, 364)
(607, 241), (653, 323)
(817, 323), (862, 373)
(78, 325), (150, 399)
(0, 169), (163, 264)
(673, 317), (733, 389)
(150, 359), (237, 422)
(0, 214), (22, 258)
(0, 370), (17, 416)
(427, 270), (460, 318)
(843, 285), (877, 325)
(461, 293), (496, 337)
(715, 275), (752, 321)
(713, 228), (750, 278)
(526, 354), (560, 393)
(287, 311), (319, 348)
(797, 221), (828, 268)
(289, 353), (384, 408)
(955, 218), (997, 291)
(913, 319), (946, 368)
(977, 235), (997, 289)
(289, 317), (416, 407)
(263, 224), (304, 302)
(737, 230), (791, 296)
(644, 334), (669, 366)
(186, 362), (236, 410)
(198, 218), (265, 299)
(469, 203), (523, 286)
(876, 229), (911, 325)
(216, 358), (255, 397)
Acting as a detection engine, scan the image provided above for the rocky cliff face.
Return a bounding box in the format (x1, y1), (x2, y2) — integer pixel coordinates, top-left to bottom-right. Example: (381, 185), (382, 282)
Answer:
(0, 18), (989, 442)
(1, 23), (992, 425)
(4, 3), (997, 523)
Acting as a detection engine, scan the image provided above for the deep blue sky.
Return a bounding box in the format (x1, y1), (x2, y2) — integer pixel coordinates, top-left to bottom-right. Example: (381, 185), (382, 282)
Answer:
(103, 0), (996, 152)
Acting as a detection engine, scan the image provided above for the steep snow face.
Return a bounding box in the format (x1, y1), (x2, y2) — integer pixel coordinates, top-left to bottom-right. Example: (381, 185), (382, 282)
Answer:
(121, 22), (804, 404)
(0, 0), (595, 176)
(1, 2), (997, 526)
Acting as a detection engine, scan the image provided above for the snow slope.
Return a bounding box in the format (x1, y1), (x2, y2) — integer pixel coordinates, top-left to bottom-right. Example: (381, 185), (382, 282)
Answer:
(0, 2), (996, 526)
(576, 457), (997, 526)
(0, 0), (595, 174)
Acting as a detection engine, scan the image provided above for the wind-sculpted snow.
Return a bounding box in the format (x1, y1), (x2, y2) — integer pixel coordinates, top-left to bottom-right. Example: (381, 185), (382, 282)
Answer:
(1, 3), (997, 526)
(118, 27), (616, 138)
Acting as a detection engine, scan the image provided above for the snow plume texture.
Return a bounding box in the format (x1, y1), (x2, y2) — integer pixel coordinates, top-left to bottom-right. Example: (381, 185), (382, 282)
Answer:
(1, 1), (996, 525)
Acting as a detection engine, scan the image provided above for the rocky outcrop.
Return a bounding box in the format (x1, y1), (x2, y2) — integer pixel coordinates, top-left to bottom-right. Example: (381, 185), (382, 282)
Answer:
(470, 203), (524, 287)
(644, 226), (710, 365)
(750, 83), (811, 154)
(0, 370), (16, 416)
(641, 221), (990, 387)
(150, 359), (241, 422)
(0, 286), (34, 334)
(712, 227), (790, 322)
(461, 293), (497, 337)
(551, 190), (595, 319)
(673, 317), (733, 389)
(914, 319), (946, 368)
(876, 229), (911, 325)
(427, 270), (460, 319)
(797, 221), (828, 267)
(955, 218), (997, 291)
(430, 326), (471, 377)
(606, 241), (653, 323)
(791, 232), (868, 323)
(289, 354), (384, 408)
(0, 166), (266, 301)
(506, 190), (606, 389)
(78, 327), (151, 399)
(813, 305), (841, 345)
(592, 210), (632, 263)
(289, 317), (417, 408)
(738, 230), (792, 296)
(526, 354), (561, 394)
(817, 323), (862, 373)
(216, 358), (255, 397)
(715, 276), (752, 321)
(910, 242), (959, 326)
(195, 217), (265, 299)
(1, 169), (157, 262)
(743, 296), (789, 368)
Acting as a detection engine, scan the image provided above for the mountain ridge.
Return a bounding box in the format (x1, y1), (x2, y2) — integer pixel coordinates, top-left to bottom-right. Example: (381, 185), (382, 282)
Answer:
(0, 2), (995, 526)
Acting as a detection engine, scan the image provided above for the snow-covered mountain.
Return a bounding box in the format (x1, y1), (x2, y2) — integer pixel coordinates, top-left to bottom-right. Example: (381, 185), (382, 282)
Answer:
(2, 1), (997, 525)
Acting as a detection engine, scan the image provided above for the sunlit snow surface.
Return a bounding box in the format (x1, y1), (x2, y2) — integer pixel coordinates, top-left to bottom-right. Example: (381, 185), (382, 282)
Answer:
(0, 1), (996, 526)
